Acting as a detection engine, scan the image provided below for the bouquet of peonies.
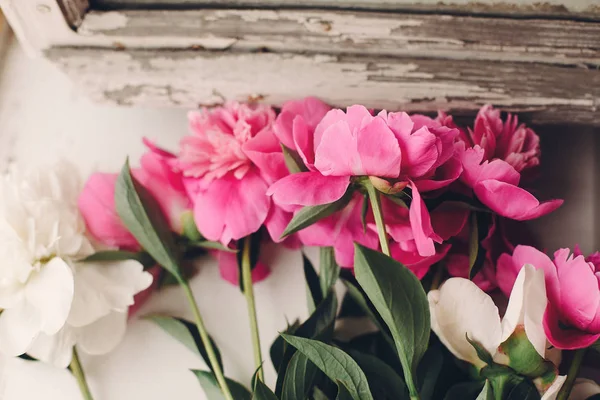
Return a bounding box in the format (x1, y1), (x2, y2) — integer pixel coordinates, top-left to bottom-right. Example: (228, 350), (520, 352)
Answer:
(2, 97), (599, 400)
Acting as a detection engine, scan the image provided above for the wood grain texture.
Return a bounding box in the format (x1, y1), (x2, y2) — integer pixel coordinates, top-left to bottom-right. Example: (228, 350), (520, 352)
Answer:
(45, 48), (600, 125)
(78, 9), (600, 66)
(89, 0), (600, 19)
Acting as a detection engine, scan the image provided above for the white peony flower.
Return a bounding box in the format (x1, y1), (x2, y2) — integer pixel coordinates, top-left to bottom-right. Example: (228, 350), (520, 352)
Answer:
(428, 264), (565, 399)
(0, 161), (152, 367)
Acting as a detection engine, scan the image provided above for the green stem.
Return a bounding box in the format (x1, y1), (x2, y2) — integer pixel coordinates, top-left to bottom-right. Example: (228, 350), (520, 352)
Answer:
(182, 282), (234, 400)
(70, 347), (94, 400)
(242, 237), (264, 382)
(557, 348), (586, 400)
(365, 180), (391, 256)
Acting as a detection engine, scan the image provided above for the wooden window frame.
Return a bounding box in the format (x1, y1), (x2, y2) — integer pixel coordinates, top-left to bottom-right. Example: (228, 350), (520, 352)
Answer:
(1, 0), (599, 126)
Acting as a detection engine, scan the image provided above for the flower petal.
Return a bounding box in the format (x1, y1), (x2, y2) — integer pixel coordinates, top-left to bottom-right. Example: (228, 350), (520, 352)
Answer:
(193, 169), (270, 243)
(474, 180), (562, 221)
(543, 302), (600, 350)
(25, 257), (74, 335)
(76, 311), (127, 356)
(267, 172), (350, 206)
(27, 328), (76, 368)
(500, 264), (547, 358)
(243, 129), (288, 184)
(0, 303), (41, 356)
(409, 183), (442, 257)
(78, 173), (140, 250)
(356, 117), (402, 177)
(216, 250), (270, 286)
(429, 278), (502, 367)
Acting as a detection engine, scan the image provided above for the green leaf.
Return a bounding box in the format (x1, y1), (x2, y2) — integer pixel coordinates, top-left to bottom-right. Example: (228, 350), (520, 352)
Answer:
(349, 350), (408, 400)
(443, 382), (485, 400)
(270, 319), (300, 371)
(80, 250), (154, 267)
(147, 315), (223, 374)
(304, 254), (322, 313)
(181, 210), (202, 242)
(320, 247), (340, 296)
(476, 381), (493, 400)
(466, 334), (494, 366)
(342, 280), (395, 349)
(417, 344), (444, 400)
(190, 241), (237, 253)
(353, 244), (430, 397)
(253, 379), (278, 400)
(115, 159), (182, 281)
(191, 370), (251, 400)
(282, 352), (317, 400)
(336, 382), (355, 400)
(313, 387), (330, 400)
(275, 291), (338, 395)
(281, 190), (353, 238)
(384, 194), (408, 209)
(281, 144), (309, 174)
(281, 335), (373, 400)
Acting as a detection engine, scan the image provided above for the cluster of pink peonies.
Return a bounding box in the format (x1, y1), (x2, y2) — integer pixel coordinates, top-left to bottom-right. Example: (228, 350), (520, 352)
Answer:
(77, 97), (600, 351)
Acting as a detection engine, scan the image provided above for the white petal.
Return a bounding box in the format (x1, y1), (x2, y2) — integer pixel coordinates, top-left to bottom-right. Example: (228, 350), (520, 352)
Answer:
(541, 375), (566, 400)
(428, 278), (502, 367)
(501, 264), (547, 358)
(0, 303), (41, 356)
(27, 328), (76, 368)
(25, 257), (74, 335)
(68, 260), (151, 327)
(0, 282), (24, 309)
(568, 378), (600, 400)
(76, 311), (127, 356)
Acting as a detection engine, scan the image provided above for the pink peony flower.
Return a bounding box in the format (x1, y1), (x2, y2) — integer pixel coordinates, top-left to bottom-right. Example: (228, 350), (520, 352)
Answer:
(459, 144), (562, 221)
(466, 105), (540, 173)
(79, 172), (140, 250)
(269, 103), (459, 258)
(178, 102), (290, 245)
(497, 245), (600, 349)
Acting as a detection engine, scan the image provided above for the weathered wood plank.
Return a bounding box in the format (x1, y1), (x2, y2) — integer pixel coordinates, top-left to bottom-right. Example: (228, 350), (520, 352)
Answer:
(57, 0), (90, 27)
(45, 48), (600, 125)
(90, 0), (600, 19)
(78, 9), (600, 66)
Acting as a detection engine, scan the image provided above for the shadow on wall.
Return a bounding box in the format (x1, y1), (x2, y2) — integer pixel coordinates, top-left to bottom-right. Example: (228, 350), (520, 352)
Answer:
(526, 125), (600, 254)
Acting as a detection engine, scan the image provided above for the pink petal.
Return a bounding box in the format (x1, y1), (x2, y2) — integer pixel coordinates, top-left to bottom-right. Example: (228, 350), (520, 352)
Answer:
(409, 182), (442, 257)
(553, 249), (600, 331)
(356, 117), (402, 177)
(314, 109), (347, 149)
(475, 180), (562, 221)
(400, 126), (440, 178)
(414, 156), (463, 192)
(543, 302), (600, 350)
(391, 243), (451, 279)
(264, 203), (293, 243)
(274, 97), (331, 150)
(293, 117), (316, 168)
(192, 169), (270, 243)
(460, 145), (520, 188)
(430, 203), (469, 241)
(216, 250), (270, 286)
(267, 172), (350, 206)
(243, 129), (288, 184)
(78, 173), (139, 250)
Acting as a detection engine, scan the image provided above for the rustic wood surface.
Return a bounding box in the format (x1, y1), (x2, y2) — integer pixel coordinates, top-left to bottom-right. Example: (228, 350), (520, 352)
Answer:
(46, 48), (600, 125)
(90, 0), (600, 19)
(56, 0), (89, 27)
(78, 9), (600, 66)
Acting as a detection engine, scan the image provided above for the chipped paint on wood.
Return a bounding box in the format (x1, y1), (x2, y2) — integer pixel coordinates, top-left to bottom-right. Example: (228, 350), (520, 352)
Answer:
(45, 48), (600, 125)
(76, 9), (600, 67)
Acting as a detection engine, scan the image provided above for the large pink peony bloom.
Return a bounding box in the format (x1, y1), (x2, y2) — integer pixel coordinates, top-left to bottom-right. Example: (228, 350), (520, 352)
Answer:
(497, 245), (600, 349)
(268, 103), (458, 258)
(178, 102), (290, 245)
(459, 144), (562, 221)
(465, 105), (540, 173)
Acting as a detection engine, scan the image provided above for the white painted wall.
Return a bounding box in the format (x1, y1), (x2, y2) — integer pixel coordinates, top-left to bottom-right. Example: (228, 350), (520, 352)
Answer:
(0, 36), (597, 399)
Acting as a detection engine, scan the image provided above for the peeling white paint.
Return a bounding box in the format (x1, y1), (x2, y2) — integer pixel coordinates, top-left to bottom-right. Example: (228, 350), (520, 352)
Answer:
(79, 11), (129, 35)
